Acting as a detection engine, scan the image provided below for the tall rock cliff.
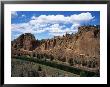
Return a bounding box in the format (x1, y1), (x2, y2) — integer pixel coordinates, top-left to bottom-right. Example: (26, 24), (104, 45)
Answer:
(34, 26), (100, 59)
(12, 26), (100, 71)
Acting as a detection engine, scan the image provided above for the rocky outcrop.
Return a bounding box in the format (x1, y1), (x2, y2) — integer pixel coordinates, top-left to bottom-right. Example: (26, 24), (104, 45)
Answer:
(12, 33), (40, 51)
(12, 25), (100, 71)
(34, 26), (100, 60)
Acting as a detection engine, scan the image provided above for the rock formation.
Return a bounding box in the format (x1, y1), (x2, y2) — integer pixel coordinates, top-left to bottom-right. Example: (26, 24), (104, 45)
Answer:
(11, 25), (100, 71)
(12, 33), (40, 51)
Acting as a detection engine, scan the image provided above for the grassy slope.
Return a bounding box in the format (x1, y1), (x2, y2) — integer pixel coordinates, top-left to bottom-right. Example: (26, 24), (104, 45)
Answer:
(11, 58), (79, 77)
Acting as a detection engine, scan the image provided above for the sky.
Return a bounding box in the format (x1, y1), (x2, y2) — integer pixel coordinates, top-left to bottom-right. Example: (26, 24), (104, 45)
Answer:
(11, 11), (100, 40)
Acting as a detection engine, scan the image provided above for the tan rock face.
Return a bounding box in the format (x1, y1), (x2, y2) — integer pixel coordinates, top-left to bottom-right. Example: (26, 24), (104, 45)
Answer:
(34, 26), (100, 59)
(12, 26), (100, 70)
(12, 33), (39, 51)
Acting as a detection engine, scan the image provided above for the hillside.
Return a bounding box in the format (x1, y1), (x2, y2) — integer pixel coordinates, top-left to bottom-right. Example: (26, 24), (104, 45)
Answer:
(12, 58), (79, 77)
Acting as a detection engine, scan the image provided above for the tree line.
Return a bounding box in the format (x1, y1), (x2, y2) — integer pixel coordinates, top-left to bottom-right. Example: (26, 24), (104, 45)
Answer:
(13, 55), (100, 77)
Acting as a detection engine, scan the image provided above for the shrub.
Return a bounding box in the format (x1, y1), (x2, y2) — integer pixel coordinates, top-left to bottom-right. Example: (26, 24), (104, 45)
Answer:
(14, 56), (99, 77)
(33, 53), (36, 57)
(28, 71), (39, 77)
(19, 72), (24, 77)
(49, 55), (54, 61)
(38, 66), (42, 71)
(80, 71), (87, 77)
(68, 58), (74, 66)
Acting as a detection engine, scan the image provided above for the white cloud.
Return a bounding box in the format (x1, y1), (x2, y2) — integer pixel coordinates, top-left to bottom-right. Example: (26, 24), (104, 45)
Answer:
(70, 23), (80, 33)
(11, 12), (94, 39)
(30, 15), (68, 24)
(70, 12), (94, 22)
(11, 23), (47, 34)
(21, 14), (25, 17)
(11, 11), (18, 17)
(29, 12), (94, 24)
(47, 23), (80, 36)
(48, 24), (63, 33)
(49, 32), (65, 36)
(31, 16), (37, 20)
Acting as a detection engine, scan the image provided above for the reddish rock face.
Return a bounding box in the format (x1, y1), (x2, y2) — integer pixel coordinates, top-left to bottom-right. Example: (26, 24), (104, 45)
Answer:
(12, 26), (100, 57)
(12, 26), (100, 70)
(11, 26), (100, 71)
(34, 26), (100, 60)
(11, 33), (38, 51)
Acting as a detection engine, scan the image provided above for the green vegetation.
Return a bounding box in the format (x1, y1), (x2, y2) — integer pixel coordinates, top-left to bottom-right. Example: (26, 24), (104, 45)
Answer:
(80, 71), (87, 77)
(12, 56), (99, 77)
(12, 58), (79, 77)
(38, 66), (42, 71)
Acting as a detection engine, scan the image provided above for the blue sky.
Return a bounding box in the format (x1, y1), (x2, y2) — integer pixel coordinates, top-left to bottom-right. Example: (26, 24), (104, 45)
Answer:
(11, 11), (100, 40)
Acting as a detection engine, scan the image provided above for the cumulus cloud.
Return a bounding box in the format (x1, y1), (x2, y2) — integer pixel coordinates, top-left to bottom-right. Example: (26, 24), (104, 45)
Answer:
(11, 12), (94, 39)
(29, 12), (94, 24)
(48, 24), (63, 33)
(70, 12), (94, 22)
